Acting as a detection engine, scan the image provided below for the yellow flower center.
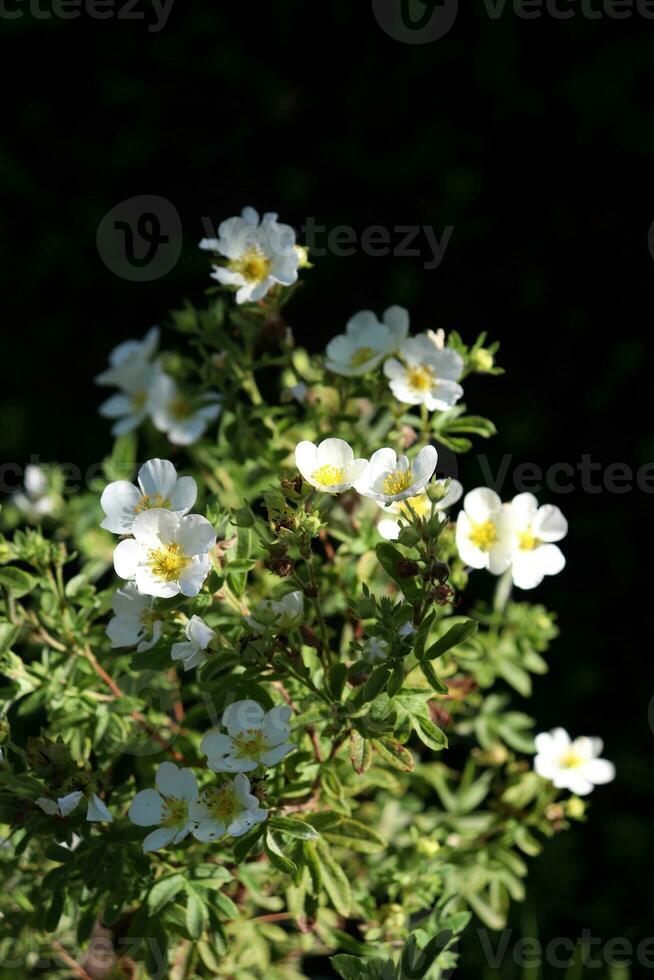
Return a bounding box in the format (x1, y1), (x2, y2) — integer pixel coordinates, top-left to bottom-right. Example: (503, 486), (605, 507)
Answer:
(312, 464), (346, 488)
(561, 750), (584, 770)
(131, 389), (147, 411)
(469, 520), (497, 551)
(204, 786), (240, 822)
(162, 797), (189, 828)
(406, 365), (434, 393)
(232, 728), (268, 761)
(230, 247), (272, 284)
(135, 492), (171, 513)
(148, 543), (190, 581)
(382, 468), (414, 496)
(518, 529), (540, 551)
(350, 346), (376, 368)
(170, 395), (193, 420)
(399, 494), (431, 519)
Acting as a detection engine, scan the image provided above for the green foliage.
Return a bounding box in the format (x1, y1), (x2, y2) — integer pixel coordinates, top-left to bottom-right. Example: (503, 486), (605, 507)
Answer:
(0, 255), (576, 978)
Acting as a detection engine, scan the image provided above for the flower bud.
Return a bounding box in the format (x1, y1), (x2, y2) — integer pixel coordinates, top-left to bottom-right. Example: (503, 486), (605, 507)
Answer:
(470, 348), (494, 373)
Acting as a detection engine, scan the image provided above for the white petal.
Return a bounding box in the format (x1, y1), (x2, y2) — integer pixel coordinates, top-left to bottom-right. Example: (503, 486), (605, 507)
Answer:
(383, 306), (410, 344)
(176, 514), (217, 556)
(170, 476), (197, 514)
(36, 797), (60, 816)
(100, 481), (142, 533)
(464, 487), (502, 522)
(137, 458), (178, 499)
(582, 758), (616, 786)
(143, 826), (177, 853)
(131, 508), (180, 549)
(129, 788), (164, 826)
(156, 762), (198, 802)
(533, 504), (568, 543)
(113, 539), (145, 582)
(223, 700), (265, 735)
(186, 615), (215, 650)
(86, 794), (113, 822)
(295, 441), (318, 482)
(57, 791), (84, 817)
(177, 555), (211, 597)
(106, 612), (144, 648)
(316, 438), (354, 468)
(262, 705), (293, 746)
(192, 818), (227, 843)
(260, 743), (294, 766)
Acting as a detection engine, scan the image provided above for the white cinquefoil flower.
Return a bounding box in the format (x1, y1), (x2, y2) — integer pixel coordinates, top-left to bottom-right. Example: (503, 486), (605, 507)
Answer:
(149, 371), (222, 446)
(506, 493), (567, 590)
(355, 446), (438, 504)
(106, 582), (163, 651)
(325, 306), (409, 377)
(245, 590), (303, 634)
(384, 333), (464, 411)
(101, 458), (197, 535)
(199, 206), (299, 305)
(128, 762), (199, 853)
(36, 792), (112, 823)
(534, 728), (615, 796)
(190, 773), (267, 842)
(455, 488), (512, 575)
(171, 615), (215, 671)
(96, 327), (160, 436)
(362, 637), (390, 664)
(201, 700), (294, 773)
(295, 438), (368, 494)
(113, 509), (216, 599)
(376, 478), (463, 541)
(12, 465), (56, 520)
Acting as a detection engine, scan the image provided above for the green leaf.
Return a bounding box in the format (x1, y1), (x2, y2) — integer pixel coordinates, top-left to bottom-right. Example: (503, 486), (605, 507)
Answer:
(411, 715), (448, 751)
(420, 661), (448, 694)
(0, 567), (36, 598)
(349, 730), (372, 774)
(324, 817), (385, 854)
(372, 737), (415, 772)
(362, 664), (391, 703)
(147, 874), (185, 916)
(331, 954), (367, 980)
(315, 842), (352, 917)
(420, 619), (478, 661)
(185, 887), (208, 940)
(265, 830), (297, 874)
(268, 816), (319, 840)
(209, 891), (240, 919)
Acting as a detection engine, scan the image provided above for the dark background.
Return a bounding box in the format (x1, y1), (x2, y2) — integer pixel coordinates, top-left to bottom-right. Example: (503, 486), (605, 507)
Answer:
(1, 2), (651, 976)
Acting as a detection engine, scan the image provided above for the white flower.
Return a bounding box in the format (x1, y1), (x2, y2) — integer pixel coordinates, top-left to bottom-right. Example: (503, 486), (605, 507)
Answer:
(376, 478), (463, 540)
(506, 493), (568, 590)
(190, 773), (267, 842)
(12, 465), (56, 520)
(355, 446), (438, 504)
(295, 438), (368, 494)
(128, 762), (199, 853)
(325, 306), (409, 377)
(96, 327), (160, 436)
(362, 637), (389, 664)
(201, 700), (294, 773)
(100, 458), (197, 535)
(534, 728), (615, 796)
(245, 590), (303, 634)
(149, 371), (222, 446)
(384, 334), (464, 410)
(199, 206), (299, 305)
(171, 615), (215, 670)
(455, 488), (512, 574)
(36, 792), (113, 823)
(106, 582), (163, 651)
(113, 509), (216, 599)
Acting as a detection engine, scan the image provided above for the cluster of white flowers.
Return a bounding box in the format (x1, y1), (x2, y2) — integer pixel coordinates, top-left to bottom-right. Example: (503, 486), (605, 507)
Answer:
(456, 489), (568, 590)
(96, 327), (221, 445)
(324, 307), (464, 411)
(101, 459), (217, 676)
(533, 728), (615, 796)
(128, 701), (293, 852)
